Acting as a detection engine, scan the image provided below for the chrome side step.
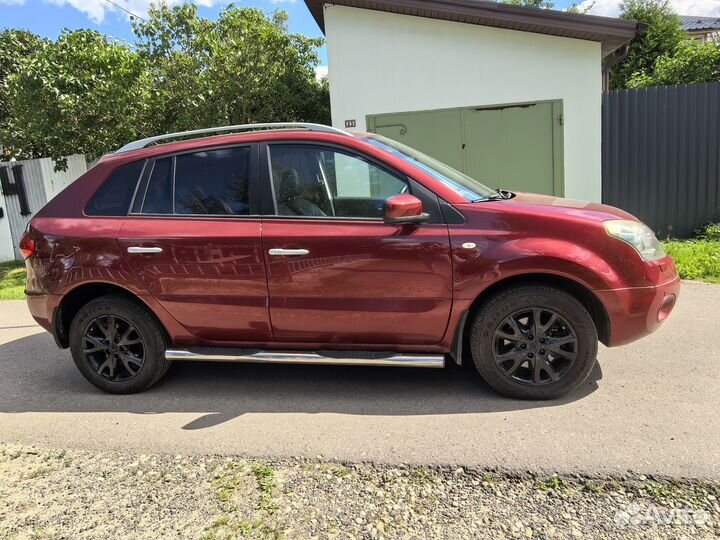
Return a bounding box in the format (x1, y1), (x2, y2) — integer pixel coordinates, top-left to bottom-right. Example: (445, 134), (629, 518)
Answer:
(165, 348), (445, 368)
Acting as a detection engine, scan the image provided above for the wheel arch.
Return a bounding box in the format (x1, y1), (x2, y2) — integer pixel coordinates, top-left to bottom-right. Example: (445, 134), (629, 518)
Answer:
(54, 282), (170, 348)
(454, 273), (611, 364)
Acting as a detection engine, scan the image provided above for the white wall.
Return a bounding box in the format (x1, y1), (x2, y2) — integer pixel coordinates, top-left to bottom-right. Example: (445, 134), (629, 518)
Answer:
(0, 154), (87, 262)
(0, 199), (14, 263)
(325, 6), (602, 202)
(39, 154), (88, 201)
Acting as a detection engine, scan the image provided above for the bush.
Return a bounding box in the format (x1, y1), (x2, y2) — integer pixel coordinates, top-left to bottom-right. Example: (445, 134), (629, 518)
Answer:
(700, 223), (720, 242)
(662, 226), (720, 282)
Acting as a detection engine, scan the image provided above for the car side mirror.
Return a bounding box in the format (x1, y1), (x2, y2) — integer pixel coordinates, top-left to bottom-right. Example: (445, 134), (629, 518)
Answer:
(383, 194), (430, 225)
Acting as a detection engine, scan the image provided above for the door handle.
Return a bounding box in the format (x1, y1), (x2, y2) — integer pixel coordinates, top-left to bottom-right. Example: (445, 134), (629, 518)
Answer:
(127, 246), (163, 254)
(268, 248), (309, 256)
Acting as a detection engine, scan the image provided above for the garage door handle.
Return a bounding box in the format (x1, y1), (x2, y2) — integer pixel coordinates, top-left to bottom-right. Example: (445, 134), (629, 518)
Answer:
(127, 246), (163, 254)
(269, 248), (309, 256)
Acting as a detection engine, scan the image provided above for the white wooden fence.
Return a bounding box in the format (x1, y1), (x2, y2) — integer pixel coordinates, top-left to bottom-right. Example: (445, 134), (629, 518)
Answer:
(0, 155), (87, 262)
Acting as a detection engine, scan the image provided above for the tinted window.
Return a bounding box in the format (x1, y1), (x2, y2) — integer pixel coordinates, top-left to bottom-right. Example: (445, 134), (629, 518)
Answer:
(85, 161), (144, 216)
(269, 145), (407, 219)
(139, 158), (172, 214)
(175, 148), (250, 215)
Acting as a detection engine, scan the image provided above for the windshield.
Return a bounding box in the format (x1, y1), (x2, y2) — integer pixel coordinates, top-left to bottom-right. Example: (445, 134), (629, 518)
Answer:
(363, 133), (498, 202)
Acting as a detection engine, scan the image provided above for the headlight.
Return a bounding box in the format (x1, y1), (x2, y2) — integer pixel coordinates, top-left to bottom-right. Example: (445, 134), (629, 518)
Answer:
(604, 220), (666, 261)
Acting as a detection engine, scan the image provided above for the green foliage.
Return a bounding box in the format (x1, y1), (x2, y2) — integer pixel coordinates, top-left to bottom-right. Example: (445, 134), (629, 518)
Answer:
(2, 29), (149, 163)
(0, 260), (26, 300)
(502, 0), (554, 8)
(132, 4), (329, 134)
(0, 29), (46, 158)
(610, 0), (685, 89)
(628, 39), (720, 88)
(662, 225), (720, 283)
(701, 223), (720, 241)
(0, 5), (329, 164)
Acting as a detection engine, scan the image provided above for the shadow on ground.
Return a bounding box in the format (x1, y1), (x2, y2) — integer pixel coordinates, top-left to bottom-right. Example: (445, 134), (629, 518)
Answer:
(0, 332), (602, 430)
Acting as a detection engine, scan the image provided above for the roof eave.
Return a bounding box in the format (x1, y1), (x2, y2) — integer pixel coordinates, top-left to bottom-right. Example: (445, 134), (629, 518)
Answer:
(305, 0), (641, 57)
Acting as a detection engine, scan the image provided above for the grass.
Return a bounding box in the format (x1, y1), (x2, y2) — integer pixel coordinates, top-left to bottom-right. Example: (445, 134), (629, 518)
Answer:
(0, 260), (26, 300)
(662, 223), (720, 283)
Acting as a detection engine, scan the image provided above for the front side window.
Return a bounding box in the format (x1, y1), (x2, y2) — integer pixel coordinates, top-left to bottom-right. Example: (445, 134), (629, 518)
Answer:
(133, 147), (251, 216)
(269, 145), (407, 219)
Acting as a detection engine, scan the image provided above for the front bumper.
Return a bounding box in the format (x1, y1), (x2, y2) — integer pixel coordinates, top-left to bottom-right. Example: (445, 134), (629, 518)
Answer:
(595, 275), (681, 347)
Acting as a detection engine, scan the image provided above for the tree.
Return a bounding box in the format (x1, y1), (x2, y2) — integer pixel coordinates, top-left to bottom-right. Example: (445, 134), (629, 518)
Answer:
(132, 4), (330, 135)
(627, 39), (720, 87)
(2, 29), (149, 162)
(610, 0), (685, 89)
(1, 5), (329, 164)
(503, 0), (555, 9)
(0, 29), (46, 158)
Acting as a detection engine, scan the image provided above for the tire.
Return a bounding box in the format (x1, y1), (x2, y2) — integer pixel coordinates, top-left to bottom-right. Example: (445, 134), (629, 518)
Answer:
(69, 295), (170, 394)
(469, 285), (598, 400)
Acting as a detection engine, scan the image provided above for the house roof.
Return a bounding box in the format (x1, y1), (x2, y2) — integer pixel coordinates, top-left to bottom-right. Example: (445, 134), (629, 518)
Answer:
(679, 15), (720, 32)
(304, 0), (642, 57)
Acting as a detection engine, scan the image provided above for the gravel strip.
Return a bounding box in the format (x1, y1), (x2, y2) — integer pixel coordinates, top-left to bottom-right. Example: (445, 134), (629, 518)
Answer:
(0, 443), (717, 539)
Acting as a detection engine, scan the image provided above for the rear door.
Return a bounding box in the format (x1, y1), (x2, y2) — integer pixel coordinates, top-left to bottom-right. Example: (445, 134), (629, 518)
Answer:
(260, 142), (453, 345)
(117, 144), (272, 343)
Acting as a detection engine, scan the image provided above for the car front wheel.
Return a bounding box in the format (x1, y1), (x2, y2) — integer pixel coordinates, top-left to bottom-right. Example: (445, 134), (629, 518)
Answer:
(469, 285), (598, 400)
(69, 295), (170, 394)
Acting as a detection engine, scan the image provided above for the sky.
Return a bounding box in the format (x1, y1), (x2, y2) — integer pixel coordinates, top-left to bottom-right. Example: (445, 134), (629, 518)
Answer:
(1, 0), (720, 68)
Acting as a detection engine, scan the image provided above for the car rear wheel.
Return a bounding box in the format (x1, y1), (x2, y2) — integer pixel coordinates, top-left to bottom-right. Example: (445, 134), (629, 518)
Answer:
(69, 295), (170, 394)
(469, 285), (598, 400)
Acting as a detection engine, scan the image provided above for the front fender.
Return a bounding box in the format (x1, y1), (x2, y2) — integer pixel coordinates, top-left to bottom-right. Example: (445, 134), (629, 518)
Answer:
(450, 234), (623, 304)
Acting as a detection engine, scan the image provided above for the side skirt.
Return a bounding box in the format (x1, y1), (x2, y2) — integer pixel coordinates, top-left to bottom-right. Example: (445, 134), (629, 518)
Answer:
(166, 348), (445, 368)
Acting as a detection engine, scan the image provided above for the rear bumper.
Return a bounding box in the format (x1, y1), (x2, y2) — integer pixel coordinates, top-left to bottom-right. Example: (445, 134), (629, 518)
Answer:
(596, 276), (681, 347)
(26, 292), (52, 332)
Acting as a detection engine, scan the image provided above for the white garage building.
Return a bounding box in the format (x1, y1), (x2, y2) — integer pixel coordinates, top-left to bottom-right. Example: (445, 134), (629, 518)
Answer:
(304, 0), (640, 202)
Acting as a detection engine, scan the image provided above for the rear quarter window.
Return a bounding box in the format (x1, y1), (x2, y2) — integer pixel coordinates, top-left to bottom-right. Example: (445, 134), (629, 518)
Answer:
(85, 160), (145, 216)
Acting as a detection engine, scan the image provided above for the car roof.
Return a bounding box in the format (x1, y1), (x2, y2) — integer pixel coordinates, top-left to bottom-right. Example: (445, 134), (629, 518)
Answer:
(115, 123), (353, 153)
(101, 129), (367, 164)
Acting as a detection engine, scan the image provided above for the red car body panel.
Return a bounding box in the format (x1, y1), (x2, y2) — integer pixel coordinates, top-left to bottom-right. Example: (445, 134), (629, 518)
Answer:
(262, 219), (452, 345)
(24, 130), (680, 354)
(116, 216), (272, 343)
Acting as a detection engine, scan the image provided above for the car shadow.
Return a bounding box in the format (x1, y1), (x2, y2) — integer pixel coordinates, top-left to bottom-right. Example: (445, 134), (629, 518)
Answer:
(0, 332), (602, 430)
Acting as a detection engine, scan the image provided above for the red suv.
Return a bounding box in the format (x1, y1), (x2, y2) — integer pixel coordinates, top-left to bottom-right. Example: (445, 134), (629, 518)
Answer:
(21, 123), (680, 399)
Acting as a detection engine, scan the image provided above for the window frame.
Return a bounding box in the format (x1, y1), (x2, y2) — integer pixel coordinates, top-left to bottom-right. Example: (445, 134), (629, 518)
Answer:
(259, 141), (443, 223)
(83, 159), (148, 217)
(126, 142), (261, 219)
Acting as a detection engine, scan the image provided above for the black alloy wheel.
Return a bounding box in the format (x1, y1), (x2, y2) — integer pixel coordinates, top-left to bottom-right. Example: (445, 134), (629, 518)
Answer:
(469, 285), (598, 400)
(81, 314), (145, 382)
(492, 308), (578, 386)
(69, 295), (170, 394)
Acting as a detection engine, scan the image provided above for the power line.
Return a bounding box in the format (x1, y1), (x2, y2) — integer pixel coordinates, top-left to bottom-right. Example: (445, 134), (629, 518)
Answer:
(100, 0), (146, 21)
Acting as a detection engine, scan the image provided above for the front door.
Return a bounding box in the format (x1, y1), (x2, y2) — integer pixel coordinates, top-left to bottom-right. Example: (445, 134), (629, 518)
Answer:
(117, 144), (272, 343)
(261, 143), (453, 345)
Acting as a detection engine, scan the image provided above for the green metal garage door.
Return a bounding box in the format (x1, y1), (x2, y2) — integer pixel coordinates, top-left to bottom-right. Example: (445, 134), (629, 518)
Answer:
(367, 101), (563, 196)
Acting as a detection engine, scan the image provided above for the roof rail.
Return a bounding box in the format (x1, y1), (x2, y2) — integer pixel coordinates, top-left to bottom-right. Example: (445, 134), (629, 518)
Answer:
(116, 122), (352, 153)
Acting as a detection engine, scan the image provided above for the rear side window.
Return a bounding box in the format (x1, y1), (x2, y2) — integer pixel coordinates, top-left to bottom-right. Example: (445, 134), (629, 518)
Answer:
(85, 160), (144, 216)
(132, 147), (251, 216)
(138, 158), (173, 214)
(175, 147), (250, 215)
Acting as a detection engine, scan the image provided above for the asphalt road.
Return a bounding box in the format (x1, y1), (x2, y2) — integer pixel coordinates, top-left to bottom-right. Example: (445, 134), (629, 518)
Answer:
(1, 282), (718, 481)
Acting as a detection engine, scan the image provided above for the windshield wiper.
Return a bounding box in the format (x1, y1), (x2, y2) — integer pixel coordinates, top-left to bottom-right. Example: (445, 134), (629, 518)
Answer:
(473, 189), (513, 202)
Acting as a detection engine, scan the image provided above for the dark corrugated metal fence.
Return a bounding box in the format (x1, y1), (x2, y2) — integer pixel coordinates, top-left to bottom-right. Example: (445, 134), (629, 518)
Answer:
(602, 82), (720, 238)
